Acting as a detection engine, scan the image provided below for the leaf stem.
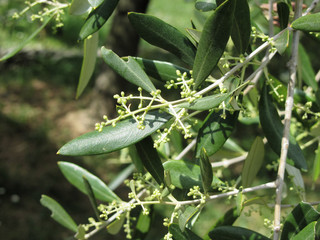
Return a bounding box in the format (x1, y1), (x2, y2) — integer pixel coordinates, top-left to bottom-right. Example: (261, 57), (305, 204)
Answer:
(273, 1), (302, 239)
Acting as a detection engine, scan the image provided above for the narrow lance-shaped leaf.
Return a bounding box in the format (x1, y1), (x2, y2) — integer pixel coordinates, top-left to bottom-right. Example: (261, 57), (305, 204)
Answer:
(273, 29), (289, 55)
(285, 163), (305, 200)
(281, 202), (320, 240)
(231, 0), (251, 54)
(0, 15), (54, 61)
(292, 221), (317, 240)
(193, 0), (236, 89)
(76, 32), (98, 99)
(169, 223), (203, 240)
(277, 2), (290, 30)
(291, 12), (320, 32)
(209, 226), (270, 240)
(58, 110), (172, 156)
(298, 44), (318, 91)
(88, 0), (104, 8)
(259, 83), (307, 171)
(69, 0), (91, 16)
(83, 176), (101, 220)
(40, 195), (78, 232)
(313, 143), (320, 182)
(79, 0), (119, 40)
(200, 148), (213, 193)
(178, 206), (200, 232)
(127, 57), (191, 83)
(241, 136), (264, 188)
(128, 12), (196, 67)
(135, 136), (164, 185)
(195, 0), (217, 12)
(195, 109), (239, 158)
(101, 48), (156, 93)
(163, 160), (223, 190)
(58, 161), (121, 202)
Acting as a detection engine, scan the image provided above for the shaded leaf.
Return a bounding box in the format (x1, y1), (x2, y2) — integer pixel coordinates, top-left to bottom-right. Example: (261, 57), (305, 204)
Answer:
(58, 110), (171, 156)
(169, 223), (203, 240)
(83, 176), (100, 220)
(101, 48), (156, 93)
(135, 209), (151, 237)
(69, 0), (91, 15)
(298, 44), (318, 91)
(277, 2), (290, 30)
(135, 136), (164, 185)
(178, 206), (200, 231)
(128, 145), (145, 173)
(107, 214), (126, 235)
(213, 206), (240, 228)
(259, 83), (307, 171)
(76, 32), (98, 99)
(281, 202), (320, 240)
(195, 0), (217, 12)
(209, 226), (270, 240)
(58, 161), (120, 202)
(291, 12), (320, 32)
(40, 195), (78, 232)
(177, 93), (230, 111)
(193, 0), (236, 89)
(292, 221), (317, 240)
(129, 57), (190, 83)
(0, 15), (54, 61)
(79, 0), (119, 40)
(195, 109), (239, 158)
(241, 136), (265, 188)
(313, 143), (320, 182)
(163, 160), (222, 190)
(128, 12), (196, 66)
(200, 148), (213, 193)
(231, 0), (251, 54)
(274, 29), (289, 55)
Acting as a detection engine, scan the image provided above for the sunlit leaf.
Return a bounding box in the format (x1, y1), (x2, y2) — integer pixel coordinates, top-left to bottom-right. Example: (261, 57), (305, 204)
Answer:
(163, 160), (223, 190)
(259, 83), (307, 171)
(135, 136), (164, 185)
(209, 226), (270, 240)
(88, 0), (104, 8)
(58, 110), (171, 156)
(200, 148), (213, 193)
(76, 32), (98, 99)
(58, 161), (121, 202)
(291, 12), (320, 32)
(241, 136), (264, 188)
(231, 0), (251, 54)
(128, 12), (196, 66)
(40, 195), (78, 232)
(292, 221), (317, 240)
(0, 15), (54, 61)
(79, 0), (119, 40)
(195, 109), (239, 158)
(178, 206), (200, 231)
(195, 0), (217, 12)
(281, 202), (320, 240)
(186, 28), (201, 43)
(274, 29), (289, 55)
(69, 0), (91, 15)
(313, 143), (320, 182)
(193, 0), (236, 89)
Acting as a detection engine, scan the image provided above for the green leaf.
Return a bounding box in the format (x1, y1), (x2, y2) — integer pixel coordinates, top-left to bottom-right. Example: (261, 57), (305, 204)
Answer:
(88, 0), (104, 8)
(195, 0), (217, 12)
(178, 206), (200, 231)
(82, 176), (100, 220)
(231, 0), (251, 54)
(298, 44), (318, 91)
(76, 32), (98, 99)
(101, 48), (156, 93)
(186, 28), (202, 44)
(0, 15), (54, 61)
(79, 0), (119, 40)
(128, 12), (196, 67)
(40, 195), (78, 232)
(107, 214), (125, 235)
(291, 12), (320, 32)
(292, 221), (317, 240)
(310, 122), (320, 137)
(313, 143), (320, 182)
(277, 2), (290, 30)
(135, 210), (151, 236)
(209, 226), (270, 240)
(200, 148), (213, 193)
(129, 57), (191, 83)
(195, 109), (239, 158)
(273, 29), (289, 55)
(58, 161), (120, 202)
(177, 93), (230, 111)
(169, 223), (203, 240)
(193, 0), (236, 89)
(285, 164), (305, 200)
(281, 202), (320, 240)
(75, 225), (86, 240)
(128, 145), (145, 173)
(214, 206), (240, 228)
(241, 136), (264, 188)
(69, 0), (91, 15)
(259, 83), (307, 171)
(163, 160), (222, 190)
(58, 110), (171, 156)
(135, 136), (164, 185)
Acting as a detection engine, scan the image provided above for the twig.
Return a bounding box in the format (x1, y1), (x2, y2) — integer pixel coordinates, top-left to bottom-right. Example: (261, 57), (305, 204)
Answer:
(273, 1), (302, 239)
(303, 0), (320, 15)
(174, 138), (197, 160)
(211, 154), (247, 168)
